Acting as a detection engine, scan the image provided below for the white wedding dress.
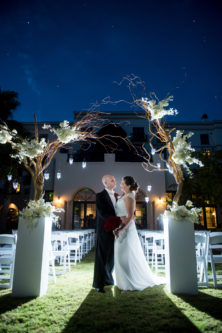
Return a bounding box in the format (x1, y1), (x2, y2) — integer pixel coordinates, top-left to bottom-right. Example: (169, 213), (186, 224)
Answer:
(114, 192), (156, 291)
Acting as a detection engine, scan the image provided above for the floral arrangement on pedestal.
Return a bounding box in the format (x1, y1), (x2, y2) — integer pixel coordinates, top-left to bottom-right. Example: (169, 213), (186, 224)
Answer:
(135, 95), (203, 223)
(0, 113), (105, 225)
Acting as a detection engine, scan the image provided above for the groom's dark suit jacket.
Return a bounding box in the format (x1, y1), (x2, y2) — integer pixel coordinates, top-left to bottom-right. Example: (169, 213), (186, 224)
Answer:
(93, 189), (118, 289)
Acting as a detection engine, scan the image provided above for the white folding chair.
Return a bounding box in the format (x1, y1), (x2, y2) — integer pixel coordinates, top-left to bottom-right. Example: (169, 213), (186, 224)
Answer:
(208, 232), (222, 287)
(0, 234), (17, 289)
(68, 236), (82, 265)
(48, 245), (56, 283)
(195, 232), (209, 287)
(144, 235), (154, 265)
(152, 234), (165, 273)
(51, 233), (70, 275)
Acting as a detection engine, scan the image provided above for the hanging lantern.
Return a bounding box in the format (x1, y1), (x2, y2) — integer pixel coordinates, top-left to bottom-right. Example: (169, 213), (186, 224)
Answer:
(151, 148), (156, 155)
(7, 174), (12, 181)
(56, 171), (62, 179)
(145, 196), (149, 203)
(12, 181), (18, 190)
(69, 156), (74, 165)
(44, 172), (50, 180)
(82, 161), (87, 168)
(168, 166), (173, 174)
(147, 185), (152, 192)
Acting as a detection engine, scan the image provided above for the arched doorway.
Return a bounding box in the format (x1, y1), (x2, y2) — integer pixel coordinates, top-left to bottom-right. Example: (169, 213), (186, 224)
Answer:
(73, 188), (96, 229)
(135, 189), (147, 229)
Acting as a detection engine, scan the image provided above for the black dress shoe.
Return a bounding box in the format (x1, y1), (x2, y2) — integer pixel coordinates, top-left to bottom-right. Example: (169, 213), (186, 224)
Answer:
(96, 288), (105, 293)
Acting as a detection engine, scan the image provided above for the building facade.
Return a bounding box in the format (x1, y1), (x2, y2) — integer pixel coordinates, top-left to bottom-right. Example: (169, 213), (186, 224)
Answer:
(1, 113), (222, 231)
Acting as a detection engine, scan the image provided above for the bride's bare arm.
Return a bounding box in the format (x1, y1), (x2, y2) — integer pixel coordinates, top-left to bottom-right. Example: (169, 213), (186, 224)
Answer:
(122, 197), (134, 225)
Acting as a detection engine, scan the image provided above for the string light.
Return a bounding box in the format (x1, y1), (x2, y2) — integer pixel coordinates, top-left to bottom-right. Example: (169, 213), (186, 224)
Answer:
(44, 172), (50, 180)
(157, 163), (161, 169)
(147, 185), (152, 192)
(12, 181), (18, 190)
(7, 174), (12, 181)
(169, 166), (173, 174)
(56, 171), (62, 179)
(151, 148), (156, 155)
(69, 156), (74, 165)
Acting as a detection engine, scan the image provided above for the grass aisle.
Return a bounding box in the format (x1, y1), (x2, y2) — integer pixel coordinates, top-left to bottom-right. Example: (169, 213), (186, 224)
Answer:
(0, 251), (222, 332)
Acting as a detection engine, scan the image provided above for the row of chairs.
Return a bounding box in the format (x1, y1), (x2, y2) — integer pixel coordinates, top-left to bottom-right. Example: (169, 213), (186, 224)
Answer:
(0, 235), (17, 289)
(50, 230), (95, 280)
(138, 230), (222, 288)
(0, 229), (95, 289)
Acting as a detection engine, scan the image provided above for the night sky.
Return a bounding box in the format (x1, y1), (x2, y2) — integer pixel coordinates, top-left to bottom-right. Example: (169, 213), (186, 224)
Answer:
(0, 0), (222, 122)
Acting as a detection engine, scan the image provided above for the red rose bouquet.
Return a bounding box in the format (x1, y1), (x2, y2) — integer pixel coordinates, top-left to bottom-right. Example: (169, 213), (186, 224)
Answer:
(104, 216), (122, 232)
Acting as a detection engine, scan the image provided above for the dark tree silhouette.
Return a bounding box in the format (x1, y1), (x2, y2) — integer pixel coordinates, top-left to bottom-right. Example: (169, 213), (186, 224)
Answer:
(0, 88), (20, 121)
(0, 89), (26, 233)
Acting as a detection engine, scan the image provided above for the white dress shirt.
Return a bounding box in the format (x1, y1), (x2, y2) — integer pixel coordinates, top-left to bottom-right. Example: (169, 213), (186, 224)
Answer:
(105, 188), (116, 208)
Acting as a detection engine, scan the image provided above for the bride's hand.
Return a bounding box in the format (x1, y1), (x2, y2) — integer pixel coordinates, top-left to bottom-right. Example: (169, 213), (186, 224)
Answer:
(113, 229), (120, 238)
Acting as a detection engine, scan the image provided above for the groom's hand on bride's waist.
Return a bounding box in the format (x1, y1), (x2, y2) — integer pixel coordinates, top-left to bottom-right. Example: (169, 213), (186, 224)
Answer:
(120, 216), (127, 224)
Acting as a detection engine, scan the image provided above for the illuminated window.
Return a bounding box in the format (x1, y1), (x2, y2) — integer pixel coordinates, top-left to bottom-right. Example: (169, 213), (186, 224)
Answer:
(205, 207), (217, 229)
(200, 206), (217, 229)
(202, 149), (211, 157)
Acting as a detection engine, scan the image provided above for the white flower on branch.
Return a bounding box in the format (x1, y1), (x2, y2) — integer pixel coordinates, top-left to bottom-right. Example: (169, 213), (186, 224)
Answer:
(0, 126), (13, 143)
(11, 138), (47, 162)
(42, 124), (51, 130)
(141, 96), (178, 121)
(50, 121), (84, 144)
(172, 130), (203, 171)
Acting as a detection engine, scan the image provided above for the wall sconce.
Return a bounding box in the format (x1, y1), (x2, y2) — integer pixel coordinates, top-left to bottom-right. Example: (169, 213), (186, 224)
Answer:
(157, 196), (163, 204)
(147, 185), (152, 192)
(16, 183), (21, 193)
(54, 196), (63, 207)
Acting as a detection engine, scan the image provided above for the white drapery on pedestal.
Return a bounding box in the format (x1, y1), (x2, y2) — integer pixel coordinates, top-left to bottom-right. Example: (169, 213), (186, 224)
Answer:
(12, 217), (52, 297)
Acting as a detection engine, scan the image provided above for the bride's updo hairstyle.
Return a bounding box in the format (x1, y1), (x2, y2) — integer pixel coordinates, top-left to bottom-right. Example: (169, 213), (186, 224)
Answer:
(123, 176), (139, 192)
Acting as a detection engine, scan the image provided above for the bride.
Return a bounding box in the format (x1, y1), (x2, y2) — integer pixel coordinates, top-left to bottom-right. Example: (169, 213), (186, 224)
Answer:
(114, 176), (156, 291)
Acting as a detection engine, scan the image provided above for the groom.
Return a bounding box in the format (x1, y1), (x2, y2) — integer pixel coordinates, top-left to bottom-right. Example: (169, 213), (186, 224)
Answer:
(93, 174), (118, 293)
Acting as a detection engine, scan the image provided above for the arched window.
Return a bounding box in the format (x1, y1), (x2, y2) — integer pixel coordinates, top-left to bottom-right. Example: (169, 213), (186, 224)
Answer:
(73, 188), (96, 229)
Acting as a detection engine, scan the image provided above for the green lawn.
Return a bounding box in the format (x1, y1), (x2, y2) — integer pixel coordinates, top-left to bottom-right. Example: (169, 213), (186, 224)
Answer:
(0, 251), (222, 333)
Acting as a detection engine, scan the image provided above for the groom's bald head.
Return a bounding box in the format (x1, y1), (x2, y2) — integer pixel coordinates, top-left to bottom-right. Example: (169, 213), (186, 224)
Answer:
(102, 174), (116, 190)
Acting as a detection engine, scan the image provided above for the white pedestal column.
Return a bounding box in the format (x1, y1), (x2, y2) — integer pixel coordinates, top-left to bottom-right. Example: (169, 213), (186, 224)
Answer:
(164, 218), (198, 295)
(12, 217), (52, 297)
